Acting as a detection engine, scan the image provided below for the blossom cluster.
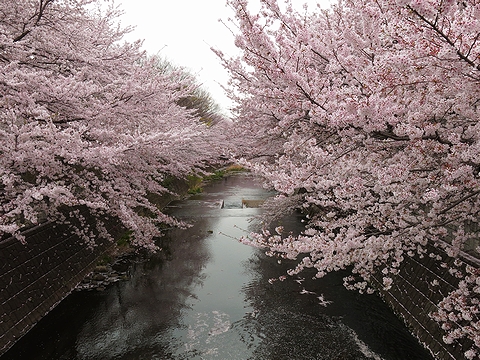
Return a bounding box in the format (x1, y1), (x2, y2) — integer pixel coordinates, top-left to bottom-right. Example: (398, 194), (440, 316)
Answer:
(431, 264), (480, 359)
(0, 0), (225, 248)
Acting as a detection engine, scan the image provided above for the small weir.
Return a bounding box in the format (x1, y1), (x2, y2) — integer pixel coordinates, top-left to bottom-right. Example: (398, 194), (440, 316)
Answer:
(2, 174), (433, 360)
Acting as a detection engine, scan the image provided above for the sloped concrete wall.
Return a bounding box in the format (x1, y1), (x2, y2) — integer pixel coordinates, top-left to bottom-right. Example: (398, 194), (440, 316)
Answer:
(0, 217), (119, 356)
(0, 177), (190, 356)
(372, 244), (478, 360)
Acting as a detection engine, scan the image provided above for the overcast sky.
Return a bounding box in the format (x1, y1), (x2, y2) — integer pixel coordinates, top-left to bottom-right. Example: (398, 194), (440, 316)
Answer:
(117, 0), (333, 115)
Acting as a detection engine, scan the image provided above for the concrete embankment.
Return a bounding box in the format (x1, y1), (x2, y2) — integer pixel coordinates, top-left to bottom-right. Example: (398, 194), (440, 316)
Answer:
(373, 243), (479, 360)
(0, 176), (191, 356)
(0, 216), (117, 355)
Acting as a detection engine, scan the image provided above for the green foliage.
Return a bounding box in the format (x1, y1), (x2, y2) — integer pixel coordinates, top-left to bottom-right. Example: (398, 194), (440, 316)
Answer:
(97, 254), (113, 266)
(117, 230), (133, 247)
(160, 175), (176, 188)
(150, 57), (224, 126)
(186, 165), (248, 194)
(187, 174), (203, 194)
(177, 89), (223, 126)
(187, 185), (203, 195)
(203, 169), (226, 181)
(225, 164), (247, 173)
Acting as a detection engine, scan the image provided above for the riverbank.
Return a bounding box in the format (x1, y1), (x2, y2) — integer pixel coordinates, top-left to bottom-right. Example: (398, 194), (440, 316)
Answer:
(1, 173), (432, 360)
(74, 164), (249, 292)
(0, 165), (247, 356)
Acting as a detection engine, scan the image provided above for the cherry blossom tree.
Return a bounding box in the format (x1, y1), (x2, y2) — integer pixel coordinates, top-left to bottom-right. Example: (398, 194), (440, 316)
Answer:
(0, 0), (225, 249)
(218, 0), (480, 356)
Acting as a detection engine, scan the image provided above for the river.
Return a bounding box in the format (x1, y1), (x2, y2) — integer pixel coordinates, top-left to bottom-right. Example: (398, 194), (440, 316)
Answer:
(2, 173), (433, 359)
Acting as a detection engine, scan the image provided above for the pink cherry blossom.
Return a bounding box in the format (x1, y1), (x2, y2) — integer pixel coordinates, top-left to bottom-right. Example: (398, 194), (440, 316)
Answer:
(1, 0), (226, 248)
(219, 0), (480, 355)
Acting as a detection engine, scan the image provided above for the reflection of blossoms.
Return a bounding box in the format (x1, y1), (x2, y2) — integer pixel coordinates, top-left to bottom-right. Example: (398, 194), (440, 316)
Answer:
(185, 311), (231, 355)
(209, 311), (231, 337)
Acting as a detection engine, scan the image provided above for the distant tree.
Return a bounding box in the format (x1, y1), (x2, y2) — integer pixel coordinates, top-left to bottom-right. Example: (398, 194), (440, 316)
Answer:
(177, 86), (224, 126)
(0, 0), (224, 249)
(218, 0), (480, 356)
(148, 57), (225, 126)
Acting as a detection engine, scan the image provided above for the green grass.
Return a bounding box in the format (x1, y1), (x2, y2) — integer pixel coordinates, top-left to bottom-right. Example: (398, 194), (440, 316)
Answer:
(187, 185), (203, 194)
(117, 230), (132, 247)
(187, 165), (248, 194)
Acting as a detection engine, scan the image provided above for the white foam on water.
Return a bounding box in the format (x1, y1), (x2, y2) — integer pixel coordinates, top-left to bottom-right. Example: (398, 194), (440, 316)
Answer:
(341, 323), (385, 360)
(184, 310), (231, 355)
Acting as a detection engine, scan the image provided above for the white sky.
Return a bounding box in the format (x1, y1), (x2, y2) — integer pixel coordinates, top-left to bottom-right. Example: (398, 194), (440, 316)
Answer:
(117, 0), (333, 115)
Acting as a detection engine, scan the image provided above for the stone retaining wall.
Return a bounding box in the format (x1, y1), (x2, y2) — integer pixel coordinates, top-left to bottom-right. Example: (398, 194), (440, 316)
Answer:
(0, 215), (121, 356)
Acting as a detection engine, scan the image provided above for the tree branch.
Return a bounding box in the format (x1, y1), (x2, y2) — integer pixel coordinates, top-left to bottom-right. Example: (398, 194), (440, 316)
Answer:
(439, 190), (480, 215)
(296, 82), (327, 112)
(408, 6), (480, 71)
(13, 0), (54, 42)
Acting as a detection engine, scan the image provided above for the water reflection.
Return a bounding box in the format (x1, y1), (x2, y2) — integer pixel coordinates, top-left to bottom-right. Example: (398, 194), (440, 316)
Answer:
(236, 250), (432, 360)
(2, 174), (433, 360)
(73, 235), (211, 358)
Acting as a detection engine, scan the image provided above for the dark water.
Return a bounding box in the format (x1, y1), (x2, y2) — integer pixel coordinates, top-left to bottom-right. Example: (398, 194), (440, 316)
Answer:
(2, 174), (433, 360)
